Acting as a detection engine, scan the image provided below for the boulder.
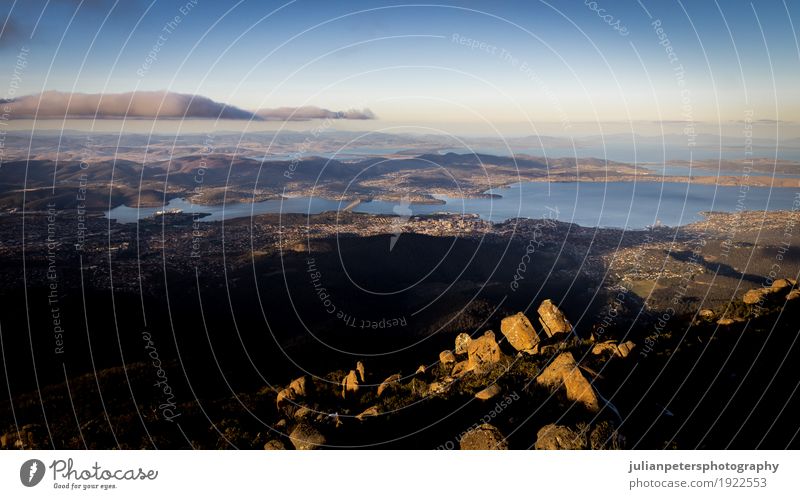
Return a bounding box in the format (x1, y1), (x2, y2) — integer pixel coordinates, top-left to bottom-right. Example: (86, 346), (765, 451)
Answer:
(439, 350), (456, 365)
(717, 317), (735, 326)
(537, 299), (573, 337)
(263, 439), (286, 450)
(356, 361), (366, 382)
(459, 424), (508, 450)
(377, 373), (402, 397)
(415, 365), (426, 375)
(356, 406), (380, 421)
(466, 331), (502, 372)
(591, 341), (617, 356)
(500, 312), (540, 352)
(534, 424), (588, 450)
(454, 333), (472, 355)
(788, 289), (800, 301)
(592, 340), (635, 358)
(698, 309), (715, 320)
(475, 384), (502, 401)
(294, 406), (314, 420)
(289, 423), (326, 450)
(743, 288), (769, 305)
(536, 352), (600, 412)
(772, 278), (794, 293)
(341, 370), (359, 399)
(616, 341), (635, 358)
(276, 376), (308, 410)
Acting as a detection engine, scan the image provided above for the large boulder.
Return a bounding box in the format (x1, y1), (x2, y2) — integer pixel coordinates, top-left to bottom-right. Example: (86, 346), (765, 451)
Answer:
(341, 370), (359, 399)
(466, 331), (502, 372)
(537, 299), (573, 337)
(536, 352), (600, 412)
(289, 423), (326, 450)
(500, 312), (540, 352)
(534, 424), (588, 450)
(459, 424), (508, 450)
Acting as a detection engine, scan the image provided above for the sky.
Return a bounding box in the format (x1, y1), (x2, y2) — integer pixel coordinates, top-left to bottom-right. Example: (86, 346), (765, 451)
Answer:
(1, 0), (798, 135)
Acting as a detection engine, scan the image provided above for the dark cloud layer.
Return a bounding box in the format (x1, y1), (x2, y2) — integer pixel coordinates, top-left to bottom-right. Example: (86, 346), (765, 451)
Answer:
(3, 91), (256, 119)
(3, 91), (376, 121)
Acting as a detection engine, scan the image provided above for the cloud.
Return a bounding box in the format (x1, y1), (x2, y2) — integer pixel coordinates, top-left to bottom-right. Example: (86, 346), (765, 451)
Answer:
(256, 106), (376, 121)
(3, 91), (257, 119)
(3, 91), (377, 121)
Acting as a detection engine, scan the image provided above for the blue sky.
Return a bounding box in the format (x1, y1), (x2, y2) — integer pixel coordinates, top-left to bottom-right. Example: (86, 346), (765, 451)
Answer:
(1, 0), (798, 130)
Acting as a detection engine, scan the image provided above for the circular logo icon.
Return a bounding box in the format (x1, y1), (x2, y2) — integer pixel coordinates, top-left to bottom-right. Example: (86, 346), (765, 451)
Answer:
(20, 459), (45, 487)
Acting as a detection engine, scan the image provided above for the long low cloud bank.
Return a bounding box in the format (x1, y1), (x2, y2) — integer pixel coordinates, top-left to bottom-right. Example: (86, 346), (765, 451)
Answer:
(255, 106), (375, 121)
(1, 91), (375, 121)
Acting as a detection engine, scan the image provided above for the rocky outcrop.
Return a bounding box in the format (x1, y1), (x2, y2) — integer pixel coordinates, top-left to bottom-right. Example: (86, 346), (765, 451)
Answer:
(537, 299), (572, 337)
(356, 361), (366, 382)
(289, 423), (326, 450)
(459, 424), (508, 450)
(466, 331), (502, 372)
(534, 424), (587, 450)
(454, 333), (472, 355)
(377, 373), (402, 397)
(744, 279), (798, 305)
(341, 370), (359, 399)
(500, 312), (540, 352)
(276, 376), (308, 410)
(536, 352), (600, 412)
